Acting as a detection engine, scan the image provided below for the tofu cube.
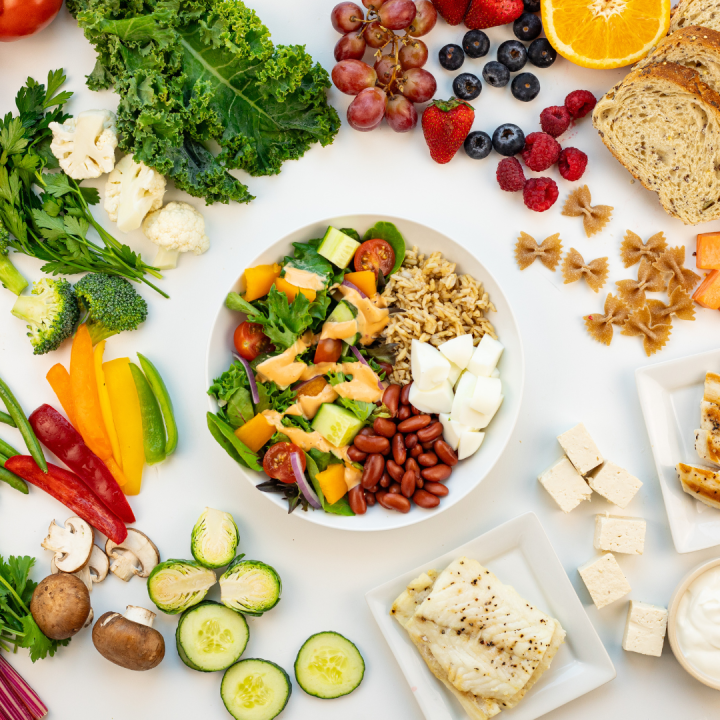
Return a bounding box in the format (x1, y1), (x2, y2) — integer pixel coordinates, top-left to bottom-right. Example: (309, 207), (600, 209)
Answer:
(622, 601), (668, 657)
(458, 430), (485, 460)
(594, 514), (646, 555)
(438, 334), (474, 370)
(557, 423), (604, 475)
(467, 334), (504, 377)
(538, 457), (592, 513)
(588, 462), (642, 508)
(470, 377), (502, 415)
(408, 380), (454, 414)
(578, 553), (632, 609)
(411, 340), (451, 391)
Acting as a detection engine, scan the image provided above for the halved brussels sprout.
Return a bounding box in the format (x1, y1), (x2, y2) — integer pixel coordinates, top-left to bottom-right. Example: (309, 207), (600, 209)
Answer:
(191, 507), (240, 569)
(219, 556), (282, 616)
(147, 559), (217, 615)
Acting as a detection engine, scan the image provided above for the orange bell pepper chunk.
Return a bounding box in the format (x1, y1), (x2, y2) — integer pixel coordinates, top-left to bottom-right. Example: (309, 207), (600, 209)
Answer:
(46, 364), (77, 427)
(274, 276), (316, 303)
(234, 413), (275, 453)
(343, 270), (376, 297)
(316, 463), (348, 505)
(244, 264), (281, 302)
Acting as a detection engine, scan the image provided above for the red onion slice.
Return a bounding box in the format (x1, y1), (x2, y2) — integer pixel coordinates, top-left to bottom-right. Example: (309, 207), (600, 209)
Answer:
(349, 346), (385, 391)
(290, 451), (321, 509)
(0, 655), (47, 720)
(233, 352), (259, 405)
(341, 279), (367, 298)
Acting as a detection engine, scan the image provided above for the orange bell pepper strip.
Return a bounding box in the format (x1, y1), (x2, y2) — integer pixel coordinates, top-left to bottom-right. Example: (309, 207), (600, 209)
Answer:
(46, 364), (77, 427)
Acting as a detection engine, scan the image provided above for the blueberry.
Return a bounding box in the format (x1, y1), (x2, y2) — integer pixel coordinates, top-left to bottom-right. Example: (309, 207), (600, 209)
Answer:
(528, 38), (557, 68)
(482, 61), (510, 88)
(523, 0), (541, 11)
(453, 73), (482, 101)
(497, 40), (527, 72)
(439, 44), (464, 71)
(513, 12), (542, 41)
(464, 131), (492, 160)
(511, 72), (540, 102)
(492, 124), (525, 156)
(462, 30), (490, 59)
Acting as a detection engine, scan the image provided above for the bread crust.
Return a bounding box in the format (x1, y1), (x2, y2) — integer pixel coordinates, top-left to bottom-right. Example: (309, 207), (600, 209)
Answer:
(670, 0), (720, 33)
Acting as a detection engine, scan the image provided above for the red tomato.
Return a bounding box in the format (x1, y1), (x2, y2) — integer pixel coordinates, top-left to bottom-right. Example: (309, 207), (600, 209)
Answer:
(233, 322), (270, 361)
(263, 442), (306, 484)
(0, 0), (63, 42)
(354, 239), (395, 278)
(314, 338), (342, 364)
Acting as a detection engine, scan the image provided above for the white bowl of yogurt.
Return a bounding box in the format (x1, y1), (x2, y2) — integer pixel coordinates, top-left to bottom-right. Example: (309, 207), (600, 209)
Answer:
(668, 558), (720, 690)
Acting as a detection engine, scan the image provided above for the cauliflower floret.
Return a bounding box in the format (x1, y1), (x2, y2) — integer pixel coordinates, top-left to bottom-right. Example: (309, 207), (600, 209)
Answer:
(142, 201), (210, 270)
(49, 109), (118, 179)
(104, 155), (166, 233)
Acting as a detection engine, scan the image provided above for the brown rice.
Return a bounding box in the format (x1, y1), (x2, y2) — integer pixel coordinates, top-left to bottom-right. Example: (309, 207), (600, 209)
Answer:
(381, 246), (497, 384)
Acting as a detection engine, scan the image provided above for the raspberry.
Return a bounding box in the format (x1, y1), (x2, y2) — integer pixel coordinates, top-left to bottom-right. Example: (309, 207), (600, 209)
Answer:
(496, 157), (525, 192)
(558, 147), (588, 181)
(521, 132), (561, 172)
(523, 177), (558, 212)
(539, 105), (571, 137)
(565, 90), (596, 119)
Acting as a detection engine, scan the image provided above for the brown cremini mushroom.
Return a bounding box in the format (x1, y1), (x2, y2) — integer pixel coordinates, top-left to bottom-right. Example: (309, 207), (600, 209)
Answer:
(41, 517), (93, 573)
(30, 573), (91, 640)
(105, 529), (159, 582)
(51, 544), (109, 592)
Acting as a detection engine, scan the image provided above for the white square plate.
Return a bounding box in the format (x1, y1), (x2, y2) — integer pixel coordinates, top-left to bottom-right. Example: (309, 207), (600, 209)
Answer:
(365, 513), (615, 720)
(636, 348), (720, 553)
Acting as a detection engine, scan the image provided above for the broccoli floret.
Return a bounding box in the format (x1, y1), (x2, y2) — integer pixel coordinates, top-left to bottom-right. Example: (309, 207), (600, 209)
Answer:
(11, 278), (80, 355)
(0, 222), (29, 296)
(75, 273), (148, 345)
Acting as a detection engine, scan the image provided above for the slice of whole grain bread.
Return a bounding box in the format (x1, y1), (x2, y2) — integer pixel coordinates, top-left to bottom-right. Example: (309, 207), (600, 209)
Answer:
(671, 0), (720, 33)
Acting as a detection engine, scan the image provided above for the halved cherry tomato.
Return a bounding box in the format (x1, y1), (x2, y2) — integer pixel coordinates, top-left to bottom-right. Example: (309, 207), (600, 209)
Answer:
(354, 239), (395, 278)
(233, 321), (270, 361)
(0, 0), (62, 42)
(314, 338), (342, 364)
(263, 442), (306, 484)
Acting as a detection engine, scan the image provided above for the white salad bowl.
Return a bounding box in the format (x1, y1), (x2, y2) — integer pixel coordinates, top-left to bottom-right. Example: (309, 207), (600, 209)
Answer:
(206, 214), (524, 531)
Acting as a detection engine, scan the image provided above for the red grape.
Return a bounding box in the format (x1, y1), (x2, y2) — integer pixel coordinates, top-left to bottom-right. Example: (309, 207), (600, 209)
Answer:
(332, 60), (377, 95)
(348, 87), (387, 131)
(331, 2), (365, 33)
(399, 39), (428, 69)
(363, 20), (392, 48)
(407, 0), (437, 37)
(374, 54), (397, 85)
(401, 68), (436, 103)
(385, 94), (418, 132)
(378, 0), (416, 30)
(362, 0), (386, 8)
(335, 32), (366, 61)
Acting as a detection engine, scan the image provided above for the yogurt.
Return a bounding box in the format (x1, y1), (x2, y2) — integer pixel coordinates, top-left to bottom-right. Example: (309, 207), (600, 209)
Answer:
(677, 565), (720, 681)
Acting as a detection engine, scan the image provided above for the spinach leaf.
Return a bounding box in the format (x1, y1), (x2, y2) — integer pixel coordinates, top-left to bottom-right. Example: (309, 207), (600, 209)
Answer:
(305, 450), (354, 516)
(283, 242), (333, 286)
(363, 221), (406, 275)
(339, 228), (361, 242)
(207, 412), (262, 471)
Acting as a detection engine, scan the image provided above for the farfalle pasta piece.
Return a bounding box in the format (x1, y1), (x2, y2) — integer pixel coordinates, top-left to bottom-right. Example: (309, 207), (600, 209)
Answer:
(622, 306), (672, 357)
(561, 185), (614, 237)
(514, 232), (563, 271)
(653, 246), (701, 294)
(584, 293), (630, 346)
(620, 230), (667, 268)
(615, 257), (667, 310)
(561, 248), (609, 292)
(647, 286), (696, 324)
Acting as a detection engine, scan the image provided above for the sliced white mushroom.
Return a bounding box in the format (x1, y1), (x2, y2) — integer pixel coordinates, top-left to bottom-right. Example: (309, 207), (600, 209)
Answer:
(105, 529), (160, 582)
(41, 518), (93, 573)
(51, 545), (109, 593)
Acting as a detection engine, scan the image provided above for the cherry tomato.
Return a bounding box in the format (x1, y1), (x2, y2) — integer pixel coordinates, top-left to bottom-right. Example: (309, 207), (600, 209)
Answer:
(263, 442), (306, 484)
(0, 0), (63, 42)
(354, 239), (395, 278)
(233, 322), (270, 361)
(378, 361), (393, 378)
(314, 338), (342, 364)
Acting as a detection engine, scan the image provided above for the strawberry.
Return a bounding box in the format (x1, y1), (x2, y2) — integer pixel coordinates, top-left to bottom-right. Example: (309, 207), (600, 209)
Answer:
(432, 0), (471, 25)
(421, 98), (475, 164)
(464, 0), (523, 29)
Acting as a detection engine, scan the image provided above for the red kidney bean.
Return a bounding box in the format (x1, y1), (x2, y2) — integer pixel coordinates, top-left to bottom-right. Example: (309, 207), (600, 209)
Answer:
(392, 434), (407, 465)
(397, 415), (432, 433)
(347, 446), (367, 462)
(365, 491), (376, 506)
(386, 459), (404, 482)
(413, 489), (440, 508)
(418, 452), (438, 467)
(401, 470), (416, 498)
(388, 482), (401, 494)
(354, 435), (390, 454)
(424, 481), (449, 496)
(358, 426), (376, 437)
(383, 384), (401, 418)
(383, 493), (412, 513)
(434, 439), (458, 466)
(417, 421), (443, 443)
(416, 476), (424, 489)
(421, 441), (434, 451)
(412, 405), (422, 415)
(400, 383), (412, 405)
(410, 445), (422, 458)
(348, 485), (367, 514)
(407, 457), (420, 475)
(379, 471), (392, 488)
(361, 454), (385, 489)
(405, 433), (418, 449)
(398, 405), (411, 420)
(421, 464), (452, 482)
(374, 417), (397, 438)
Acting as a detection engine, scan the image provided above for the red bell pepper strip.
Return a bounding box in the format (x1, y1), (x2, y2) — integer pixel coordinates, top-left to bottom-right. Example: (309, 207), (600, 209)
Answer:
(28, 404), (136, 524)
(4, 456), (127, 544)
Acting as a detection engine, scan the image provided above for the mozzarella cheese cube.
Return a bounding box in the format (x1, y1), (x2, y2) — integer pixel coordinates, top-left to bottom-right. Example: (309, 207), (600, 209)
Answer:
(448, 361), (463, 387)
(439, 414), (468, 451)
(452, 373), (501, 429)
(578, 553), (631, 609)
(593, 514), (646, 555)
(438, 334), (474, 369)
(467, 334), (504, 377)
(470, 376), (502, 415)
(557, 423), (604, 475)
(411, 340), (451, 391)
(491, 368), (500, 378)
(588, 462), (642, 508)
(458, 430), (485, 460)
(408, 380), (454, 414)
(622, 601), (668, 657)
(538, 457), (592, 513)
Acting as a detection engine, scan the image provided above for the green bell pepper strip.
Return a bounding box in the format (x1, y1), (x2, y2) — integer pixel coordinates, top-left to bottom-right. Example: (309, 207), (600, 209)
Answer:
(129, 364), (167, 465)
(0, 411), (15, 427)
(0, 455), (29, 494)
(0, 376), (47, 472)
(0, 438), (19, 459)
(137, 353), (178, 456)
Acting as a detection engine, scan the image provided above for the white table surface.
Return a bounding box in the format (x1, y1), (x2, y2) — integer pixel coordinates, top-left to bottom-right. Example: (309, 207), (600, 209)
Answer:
(2, 3), (720, 719)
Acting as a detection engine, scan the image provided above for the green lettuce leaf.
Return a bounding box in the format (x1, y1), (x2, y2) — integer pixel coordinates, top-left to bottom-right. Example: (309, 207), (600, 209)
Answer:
(305, 449), (354, 516)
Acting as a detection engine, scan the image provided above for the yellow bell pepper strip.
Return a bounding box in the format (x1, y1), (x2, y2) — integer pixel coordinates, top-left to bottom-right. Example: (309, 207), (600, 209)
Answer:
(274, 276), (316, 303)
(129, 364), (166, 465)
(243, 263), (281, 302)
(0, 375), (47, 473)
(46, 364), (77, 426)
(94, 342), (122, 467)
(137, 353), (177, 455)
(103, 358), (145, 495)
(315, 463), (348, 505)
(234, 413), (275, 453)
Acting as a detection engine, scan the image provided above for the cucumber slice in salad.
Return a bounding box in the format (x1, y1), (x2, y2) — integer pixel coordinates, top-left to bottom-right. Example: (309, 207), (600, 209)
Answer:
(295, 631), (364, 699)
(312, 403), (364, 448)
(176, 601), (249, 672)
(220, 556), (282, 616)
(326, 300), (359, 345)
(221, 659), (291, 720)
(317, 227), (360, 269)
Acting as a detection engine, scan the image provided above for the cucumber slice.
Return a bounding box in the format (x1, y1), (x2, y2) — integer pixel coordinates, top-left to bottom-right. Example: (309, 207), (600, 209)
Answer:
(221, 659), (291, 720)
(176, 601), (249, 672)
(317, 227), (360, 269)
(295, 632), (364, 699)
(312, 403), (363, 447)
(220, 557), (282, 616)
(326, 301), (359, 345)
